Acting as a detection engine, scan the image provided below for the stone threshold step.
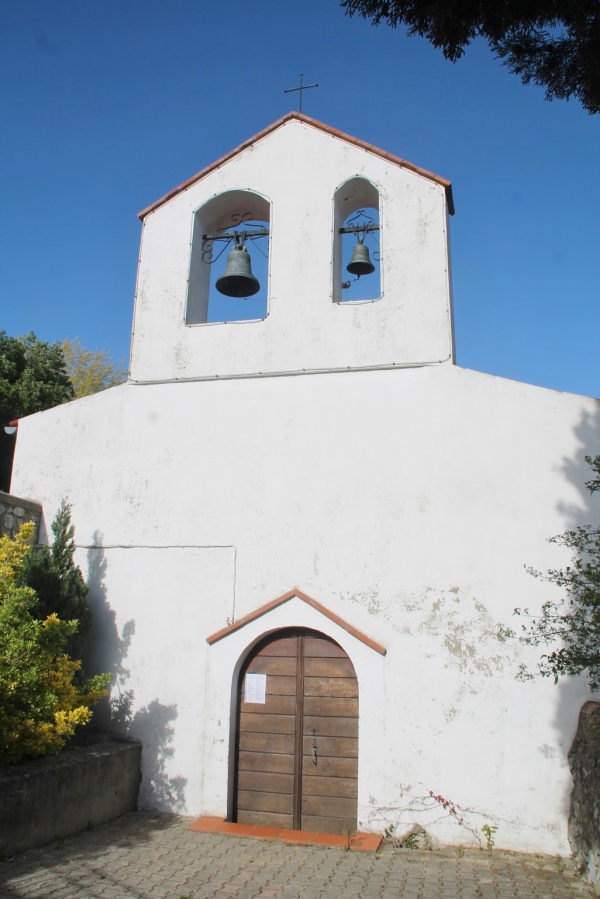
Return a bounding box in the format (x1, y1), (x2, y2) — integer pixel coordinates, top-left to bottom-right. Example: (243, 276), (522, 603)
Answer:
(188, 817), (381, 852)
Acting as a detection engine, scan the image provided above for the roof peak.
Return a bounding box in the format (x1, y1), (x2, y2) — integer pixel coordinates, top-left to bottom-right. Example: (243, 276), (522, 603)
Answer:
(138, 112), (454, 220)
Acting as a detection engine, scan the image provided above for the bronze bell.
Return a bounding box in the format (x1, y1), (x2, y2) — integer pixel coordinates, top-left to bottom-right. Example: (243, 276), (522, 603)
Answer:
(216, 245), (260, 297)
(347, 239), (375, 277)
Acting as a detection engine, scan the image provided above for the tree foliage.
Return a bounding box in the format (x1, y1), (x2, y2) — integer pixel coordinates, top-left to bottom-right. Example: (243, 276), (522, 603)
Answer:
(514, 455), (600, 691)
(341, 0), (600, 114)
(20, 501), (92, 659)
(61, 338), (126, 398)
(0, 522), (109, 765)
(0, 331), (74, 423)
(0, 332), (125, 491)
(0, 331), (75, 492)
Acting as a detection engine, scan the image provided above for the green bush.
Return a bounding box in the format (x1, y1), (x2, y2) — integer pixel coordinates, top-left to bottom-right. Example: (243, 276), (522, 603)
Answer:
(20, 500), (91, 659)
(0, 522), (109, 765)
(515, 455), (600, 692)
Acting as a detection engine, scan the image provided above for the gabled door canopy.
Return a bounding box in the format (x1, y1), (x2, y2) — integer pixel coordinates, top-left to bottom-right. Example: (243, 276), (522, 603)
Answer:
(206, 588), (386, 655)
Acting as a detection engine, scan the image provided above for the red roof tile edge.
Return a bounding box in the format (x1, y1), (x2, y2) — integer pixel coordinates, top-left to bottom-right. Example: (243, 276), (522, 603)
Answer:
(206, 587), (387, 655)
(138, 111), (454, 219)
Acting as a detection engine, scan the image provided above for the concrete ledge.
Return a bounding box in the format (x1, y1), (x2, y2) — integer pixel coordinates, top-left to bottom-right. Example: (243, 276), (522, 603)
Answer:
(0, 740), (141, 857)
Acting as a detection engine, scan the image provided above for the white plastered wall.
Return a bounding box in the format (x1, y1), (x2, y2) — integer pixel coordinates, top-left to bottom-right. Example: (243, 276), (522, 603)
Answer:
(10, 364), (600, 854)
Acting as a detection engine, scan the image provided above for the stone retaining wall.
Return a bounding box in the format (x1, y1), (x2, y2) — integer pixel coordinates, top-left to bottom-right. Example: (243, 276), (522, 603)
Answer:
(0, 740), (141, 857)
(569, 701), (600, 888)
(0, 492), (41, 541)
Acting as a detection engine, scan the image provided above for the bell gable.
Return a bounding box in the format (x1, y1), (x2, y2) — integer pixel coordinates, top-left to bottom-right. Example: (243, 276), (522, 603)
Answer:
(130, 114), (455, 382)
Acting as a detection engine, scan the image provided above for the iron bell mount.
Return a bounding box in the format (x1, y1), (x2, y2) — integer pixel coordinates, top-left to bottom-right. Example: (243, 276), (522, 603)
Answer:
(202, 214), (269, 298)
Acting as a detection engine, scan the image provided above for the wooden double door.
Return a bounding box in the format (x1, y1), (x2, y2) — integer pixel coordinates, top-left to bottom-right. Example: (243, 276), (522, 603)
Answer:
(234, 628), (358, 833)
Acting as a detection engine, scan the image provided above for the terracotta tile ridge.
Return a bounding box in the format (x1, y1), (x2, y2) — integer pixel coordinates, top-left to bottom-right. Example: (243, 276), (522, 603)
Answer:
(138, 112), (298, 220)
(138, 112), (454, 219)
(206, 587), (386, 655)
(297, 113), (454, 213)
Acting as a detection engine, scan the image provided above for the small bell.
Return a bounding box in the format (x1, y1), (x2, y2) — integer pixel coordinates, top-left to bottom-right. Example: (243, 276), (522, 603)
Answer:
(346, 239), (375, 277)
(216, 245), (260, 297)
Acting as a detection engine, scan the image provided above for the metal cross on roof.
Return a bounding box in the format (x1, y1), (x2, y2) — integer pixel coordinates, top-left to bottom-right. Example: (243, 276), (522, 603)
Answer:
(284, 73), (318, 113)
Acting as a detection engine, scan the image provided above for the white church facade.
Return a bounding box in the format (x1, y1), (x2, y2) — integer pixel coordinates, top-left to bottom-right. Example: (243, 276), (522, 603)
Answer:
(9, 113), (599, 853)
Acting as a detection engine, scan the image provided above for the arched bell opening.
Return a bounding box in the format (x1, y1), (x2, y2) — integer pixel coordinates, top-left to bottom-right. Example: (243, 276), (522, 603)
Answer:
(186, 189), (271, 325)
(228, 627), (359, 833)
(332, 177), (381, 304)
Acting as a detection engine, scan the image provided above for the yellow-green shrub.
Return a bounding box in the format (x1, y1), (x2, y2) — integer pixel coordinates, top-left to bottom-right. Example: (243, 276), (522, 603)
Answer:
(0, 523), (110, 765)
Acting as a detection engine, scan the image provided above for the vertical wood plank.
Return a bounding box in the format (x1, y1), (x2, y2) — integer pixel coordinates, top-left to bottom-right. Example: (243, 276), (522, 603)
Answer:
(293, 633), (304, 830)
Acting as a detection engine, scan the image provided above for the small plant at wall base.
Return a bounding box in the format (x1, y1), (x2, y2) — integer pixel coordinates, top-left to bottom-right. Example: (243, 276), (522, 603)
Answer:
(513, 455), (600, 693)
(401, 832), (421, 849)
(342, 826), (356, 851)
(481, 824), (498, 851)
(369, 787), (499, 850)
(0, 522), (110, 765)
(427, 791), (483, 846)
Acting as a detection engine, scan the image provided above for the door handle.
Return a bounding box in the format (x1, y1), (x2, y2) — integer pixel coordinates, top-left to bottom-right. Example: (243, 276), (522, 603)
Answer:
(312, 728), (318, 765)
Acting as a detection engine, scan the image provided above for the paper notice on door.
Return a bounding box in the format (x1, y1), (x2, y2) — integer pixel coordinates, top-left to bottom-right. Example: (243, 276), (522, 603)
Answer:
(244, 673), (267, 704)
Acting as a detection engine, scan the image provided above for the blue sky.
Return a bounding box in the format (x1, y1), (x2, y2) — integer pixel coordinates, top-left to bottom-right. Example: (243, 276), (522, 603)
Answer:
(1, 1), (598, 397)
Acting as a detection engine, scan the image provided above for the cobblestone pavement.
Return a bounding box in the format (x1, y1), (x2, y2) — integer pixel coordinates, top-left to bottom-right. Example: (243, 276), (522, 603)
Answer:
(0, 812), (594, 899)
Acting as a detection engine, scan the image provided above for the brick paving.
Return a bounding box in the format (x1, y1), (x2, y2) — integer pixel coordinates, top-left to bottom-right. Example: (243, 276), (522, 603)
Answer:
(0, 811), (594, 899)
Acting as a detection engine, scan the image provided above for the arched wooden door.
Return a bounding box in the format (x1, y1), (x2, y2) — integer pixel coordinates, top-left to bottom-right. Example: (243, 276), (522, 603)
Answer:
(234, 628), (358, 833)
